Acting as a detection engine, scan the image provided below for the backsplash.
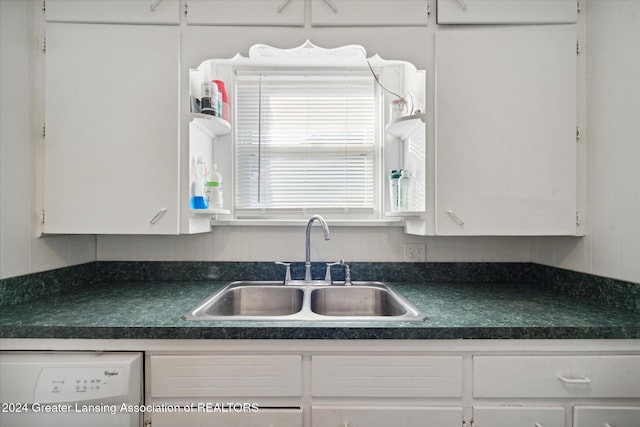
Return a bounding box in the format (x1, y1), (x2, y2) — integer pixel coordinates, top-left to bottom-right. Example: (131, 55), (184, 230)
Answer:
(1, 261), (639, 313)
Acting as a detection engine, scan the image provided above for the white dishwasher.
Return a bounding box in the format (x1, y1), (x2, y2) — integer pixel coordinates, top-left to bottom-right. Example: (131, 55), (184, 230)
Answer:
(0, 352), (142, 427)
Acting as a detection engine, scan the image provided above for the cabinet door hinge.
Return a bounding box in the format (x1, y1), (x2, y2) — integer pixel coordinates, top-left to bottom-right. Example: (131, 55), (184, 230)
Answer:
(41, 37), (46, 54)
(576, 211), (581, 226)
(427, 0), (432, 15)
(577, 0), (582, 14)
(576, 40), (581, 55)
(41, 209), (46, 225)
(42, 123), (46, 138)
(183, 2), (188, 16)
(42, 0), (46, 13)
(576, 126), (581, 142)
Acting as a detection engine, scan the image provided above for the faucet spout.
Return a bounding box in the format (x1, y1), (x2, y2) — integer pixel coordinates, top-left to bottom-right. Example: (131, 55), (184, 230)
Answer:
(305, 215), (330, 281)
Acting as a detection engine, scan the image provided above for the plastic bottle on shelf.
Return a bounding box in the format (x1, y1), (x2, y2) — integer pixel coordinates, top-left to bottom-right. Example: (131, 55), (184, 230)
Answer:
(200, 82), (214, 116)
(210, 81), (219, 117)
(389, 169), (401, 211)
(212, 80), (229, 122)
(398, 169), (411, 211)
(190, 156), (209, 209)
(206, 164), (224, 209)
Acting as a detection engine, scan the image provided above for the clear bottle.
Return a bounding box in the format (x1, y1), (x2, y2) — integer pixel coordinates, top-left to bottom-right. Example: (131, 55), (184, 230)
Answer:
(389, 169), (402, 211)
(190, 156), (209, 209)
(398, 169), (411, 211)
(206, 164), (224, 209)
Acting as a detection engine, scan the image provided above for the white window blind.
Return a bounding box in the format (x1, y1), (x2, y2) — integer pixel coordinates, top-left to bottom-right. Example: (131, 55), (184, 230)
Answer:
(235, 69), (378, 217)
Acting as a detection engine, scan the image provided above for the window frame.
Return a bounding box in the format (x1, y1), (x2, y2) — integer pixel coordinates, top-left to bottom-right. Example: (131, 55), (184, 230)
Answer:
(231, 66), (385, 222)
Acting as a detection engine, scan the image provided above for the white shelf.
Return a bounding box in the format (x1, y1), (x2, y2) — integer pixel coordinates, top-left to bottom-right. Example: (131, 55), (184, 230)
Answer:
(189, 208), (230, 216)
(190, 113), (231, 139)
(385, 113), (425, 139)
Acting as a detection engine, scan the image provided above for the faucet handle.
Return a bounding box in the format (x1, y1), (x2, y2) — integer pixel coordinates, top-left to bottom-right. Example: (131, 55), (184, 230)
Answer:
(339, 260), (352, 286)
(274, 262), (292, 284)
(324, 262), (342, 283)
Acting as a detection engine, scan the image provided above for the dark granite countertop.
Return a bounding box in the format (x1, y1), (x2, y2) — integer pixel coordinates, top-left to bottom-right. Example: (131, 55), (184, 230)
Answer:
(2, 280), (640, 340)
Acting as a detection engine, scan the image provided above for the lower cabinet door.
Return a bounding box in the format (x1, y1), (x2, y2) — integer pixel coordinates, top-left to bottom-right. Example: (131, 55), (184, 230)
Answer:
(312, 405), (462, 427)
(152, 408), (303, 427)
(573, 406), (640, 427)
(473, 406), (565, 427)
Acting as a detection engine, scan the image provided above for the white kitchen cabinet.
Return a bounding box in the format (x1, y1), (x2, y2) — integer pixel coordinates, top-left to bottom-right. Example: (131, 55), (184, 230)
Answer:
(150, 354), (303, 427)
(436, 0), (578, 25)
(312, 355), (462, 397)
(312, 405), (462, 427)
(311, 0), (429, 26)
(44, 23), (180, 234)
(150, 355), (303, 397)
(311, 356), (463, 427)
(573, 406), (640, 427)
(435, 29), (577, 235)
(45, 0), (180, 24)
(473, 406), (565, 427)
(473, 355), (640, 398)
(185, 0), (305, 26)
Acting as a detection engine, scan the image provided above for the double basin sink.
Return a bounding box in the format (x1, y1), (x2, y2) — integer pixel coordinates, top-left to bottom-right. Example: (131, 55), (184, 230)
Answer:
(183, 281), (426, 322)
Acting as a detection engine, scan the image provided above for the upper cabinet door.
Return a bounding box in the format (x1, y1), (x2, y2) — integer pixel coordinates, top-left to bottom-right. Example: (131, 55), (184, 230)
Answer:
(311, 0), (429, 26)
(436, 0), (578, 25)
(44, 24), (180, 234)
(435, 30), (577, 236)
(45, 0), (180, 24)
(186, 0), (305, 26)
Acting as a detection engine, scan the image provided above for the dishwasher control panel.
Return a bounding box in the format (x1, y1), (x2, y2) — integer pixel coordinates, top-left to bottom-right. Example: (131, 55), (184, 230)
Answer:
(0, 352), (142, 405)
(34, 366), (129, 403)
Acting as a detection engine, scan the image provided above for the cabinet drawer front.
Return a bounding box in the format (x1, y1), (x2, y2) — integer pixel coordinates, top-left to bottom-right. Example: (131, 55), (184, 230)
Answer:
(311, 0), (428, 26)
(312, 405), (462, 427)
(573, 406), (640, 427)
(473, 406), (565, 427)
(436, 0), (578, 25)
(312, 355), (462, 397)
(153, 408), (303, 427)
(186, 0), (305, 26)
(474, 356), (640, 398)
(151, 355), (302, 397)
(45, 0), (180, 24)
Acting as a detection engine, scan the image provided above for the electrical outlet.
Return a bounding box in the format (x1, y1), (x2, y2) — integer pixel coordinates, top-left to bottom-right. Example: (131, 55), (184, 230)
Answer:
(403, 243), (426, 262)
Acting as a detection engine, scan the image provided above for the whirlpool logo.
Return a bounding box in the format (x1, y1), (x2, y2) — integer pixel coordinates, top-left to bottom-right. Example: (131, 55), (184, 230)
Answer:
(104, 370), (120, 377)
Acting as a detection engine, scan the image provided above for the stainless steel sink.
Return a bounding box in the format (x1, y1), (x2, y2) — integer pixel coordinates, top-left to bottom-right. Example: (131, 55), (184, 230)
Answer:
(183, 281), (426, 322)
(310, 285), (407, 317)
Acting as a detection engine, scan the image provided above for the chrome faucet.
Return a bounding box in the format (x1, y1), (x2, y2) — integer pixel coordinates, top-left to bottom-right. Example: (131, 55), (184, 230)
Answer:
(305, 215), (331, 281)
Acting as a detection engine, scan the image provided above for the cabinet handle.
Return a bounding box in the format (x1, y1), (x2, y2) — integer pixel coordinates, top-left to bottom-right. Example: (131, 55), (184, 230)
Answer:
(557, 374), (591, 384)
(446, 210), (465, 226)
(150, 0), (162, 12)
(277, 0), (293, 13)
(322, 0), (339, 13)
(454, 0), (467, 11)
(149, 208), (168, 224)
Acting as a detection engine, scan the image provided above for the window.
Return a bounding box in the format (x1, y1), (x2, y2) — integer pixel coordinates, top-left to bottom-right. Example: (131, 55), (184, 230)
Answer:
(234, 69), (381, 219)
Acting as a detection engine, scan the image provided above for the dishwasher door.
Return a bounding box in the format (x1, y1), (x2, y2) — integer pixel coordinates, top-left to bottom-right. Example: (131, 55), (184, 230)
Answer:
(0, 352), (142, 427)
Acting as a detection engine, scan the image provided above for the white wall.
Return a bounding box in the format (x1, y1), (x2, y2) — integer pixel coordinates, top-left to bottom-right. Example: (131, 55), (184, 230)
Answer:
(0, 0), (95, 279)
(533, 0), (640, 283)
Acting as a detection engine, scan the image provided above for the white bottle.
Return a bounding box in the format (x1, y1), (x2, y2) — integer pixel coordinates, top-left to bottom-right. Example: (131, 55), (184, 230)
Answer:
(206, 164), (224, 209)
